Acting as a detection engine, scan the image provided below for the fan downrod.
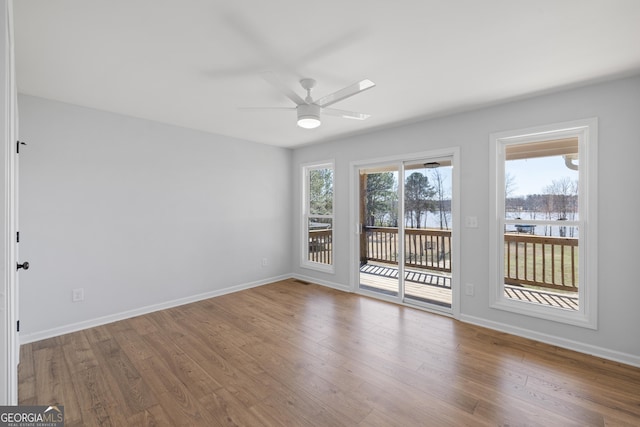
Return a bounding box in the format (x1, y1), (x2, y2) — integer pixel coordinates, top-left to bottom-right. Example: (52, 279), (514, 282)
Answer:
(300, 78), (316, 102)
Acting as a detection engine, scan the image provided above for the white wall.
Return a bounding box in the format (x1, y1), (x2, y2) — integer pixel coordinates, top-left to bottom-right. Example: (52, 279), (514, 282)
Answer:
(291, 75), (640, 365)
(18, 95), (292, 341)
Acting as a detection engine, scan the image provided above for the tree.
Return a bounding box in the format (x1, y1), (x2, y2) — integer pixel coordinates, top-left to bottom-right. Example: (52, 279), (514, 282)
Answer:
(544, 177), (578, 220)
(309, 168), (333, 216)
(505, 172), (517, 198)
(544, 177), (578, 237)
(404, 172), (435, 228)
(505, 172), (520, 218)
(524, 194), (545, 220)
(430, 168), (450, 229)
(365, 172), (397, 226)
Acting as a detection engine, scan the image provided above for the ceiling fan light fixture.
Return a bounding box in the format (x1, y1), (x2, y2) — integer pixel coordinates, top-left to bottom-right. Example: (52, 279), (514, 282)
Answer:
(297, 117), (321, 129)
(297, 104), (321, 129)
(246, 73), (374, 129)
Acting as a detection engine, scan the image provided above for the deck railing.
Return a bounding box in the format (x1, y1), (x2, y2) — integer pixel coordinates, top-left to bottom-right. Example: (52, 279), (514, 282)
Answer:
(364, 227), (452, 272)
(504, 233), (578, 292)
(362, 227), (579, 293)
(308, 229), (332, 264)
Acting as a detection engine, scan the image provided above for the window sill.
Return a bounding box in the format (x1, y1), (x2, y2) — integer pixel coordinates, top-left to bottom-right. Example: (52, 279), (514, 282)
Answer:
(490, 296), (596, 330)
(300, 261), (335, 274)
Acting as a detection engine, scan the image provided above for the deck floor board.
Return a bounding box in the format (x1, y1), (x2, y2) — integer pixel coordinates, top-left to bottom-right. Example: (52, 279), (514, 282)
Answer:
(359, 263), (578, 310)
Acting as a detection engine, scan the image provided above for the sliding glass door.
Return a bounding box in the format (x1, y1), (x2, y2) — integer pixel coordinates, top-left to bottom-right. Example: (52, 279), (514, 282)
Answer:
(357, 156), (454, 311)
(402, 159), (453, 308)
(358, 165), (401, 297)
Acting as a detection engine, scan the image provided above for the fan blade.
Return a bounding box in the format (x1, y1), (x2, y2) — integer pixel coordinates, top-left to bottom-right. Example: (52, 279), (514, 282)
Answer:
(261, 71), (306, 106)
(239, 107), (296, 111)
(296, 29), (365, 68)
(322, 108), (371, 120)
(221, 11), (299, 77)
(315, 79), (375, 108)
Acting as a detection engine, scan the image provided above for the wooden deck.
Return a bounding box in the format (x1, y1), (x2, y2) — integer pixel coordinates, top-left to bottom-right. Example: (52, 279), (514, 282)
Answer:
(359, 263), (578, 310)
(359, 263), (452, 308)
(504, 285), (578, 310)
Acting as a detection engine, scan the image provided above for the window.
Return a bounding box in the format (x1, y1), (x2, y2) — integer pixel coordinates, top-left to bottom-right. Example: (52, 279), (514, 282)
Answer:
(302, 161), (334, 272)
(490, 119), (597, 328)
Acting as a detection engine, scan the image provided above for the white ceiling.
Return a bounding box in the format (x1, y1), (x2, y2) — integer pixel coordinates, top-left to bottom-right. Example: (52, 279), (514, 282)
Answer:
(14, 1), (640, 148)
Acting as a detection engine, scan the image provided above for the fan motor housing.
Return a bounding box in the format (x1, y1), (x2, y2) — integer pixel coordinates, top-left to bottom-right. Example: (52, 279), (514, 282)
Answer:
(297, 103), (321, 128)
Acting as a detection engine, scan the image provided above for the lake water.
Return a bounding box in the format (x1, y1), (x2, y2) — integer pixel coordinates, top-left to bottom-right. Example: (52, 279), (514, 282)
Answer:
(419, 211), (578, 238)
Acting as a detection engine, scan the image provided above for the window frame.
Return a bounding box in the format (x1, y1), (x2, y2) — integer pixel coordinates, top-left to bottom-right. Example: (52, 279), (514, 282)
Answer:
(489, 118), (598, 329)
(301, 160), (335, 273)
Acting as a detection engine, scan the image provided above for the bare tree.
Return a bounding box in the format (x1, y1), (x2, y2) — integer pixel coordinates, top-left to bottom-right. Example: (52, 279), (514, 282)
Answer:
(505, 172), (520, 218)
(430, 168), (450, 229)
(505, 172), (517, 198)
(544, 177), (578, 237)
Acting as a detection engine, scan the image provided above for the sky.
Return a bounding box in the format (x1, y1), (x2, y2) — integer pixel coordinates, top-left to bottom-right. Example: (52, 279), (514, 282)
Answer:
(506, 155), (579, 197)
(373, 157), (575, 198)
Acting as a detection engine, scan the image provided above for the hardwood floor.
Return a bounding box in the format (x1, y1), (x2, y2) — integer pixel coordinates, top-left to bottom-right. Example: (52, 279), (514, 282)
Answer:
(19, 279), (640, 426)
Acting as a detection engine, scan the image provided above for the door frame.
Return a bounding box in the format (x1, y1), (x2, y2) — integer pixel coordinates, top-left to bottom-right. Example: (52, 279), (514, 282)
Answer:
(349, 147), (461, 318)
(1, 0), (18, 405)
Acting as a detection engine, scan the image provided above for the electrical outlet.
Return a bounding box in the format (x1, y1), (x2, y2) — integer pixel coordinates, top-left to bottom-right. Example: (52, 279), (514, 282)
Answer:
(465, 283), (475, 296)
(262, 258), (268, 267)
(72, 288), (84, 302)
(465, 216), (478, 228)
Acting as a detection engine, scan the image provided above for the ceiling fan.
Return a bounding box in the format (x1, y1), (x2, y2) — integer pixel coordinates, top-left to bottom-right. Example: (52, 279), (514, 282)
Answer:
(242, 72), (375, 129)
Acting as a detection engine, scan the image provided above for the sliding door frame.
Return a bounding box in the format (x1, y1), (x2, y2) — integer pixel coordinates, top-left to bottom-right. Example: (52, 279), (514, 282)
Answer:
(349, 147), (461, 318)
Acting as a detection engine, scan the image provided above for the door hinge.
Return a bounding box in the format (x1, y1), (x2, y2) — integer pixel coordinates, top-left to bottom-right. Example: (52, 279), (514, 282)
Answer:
(17, 320), (20, 332)
(17, 231), (19, 243)
(17, 140), (26, 154)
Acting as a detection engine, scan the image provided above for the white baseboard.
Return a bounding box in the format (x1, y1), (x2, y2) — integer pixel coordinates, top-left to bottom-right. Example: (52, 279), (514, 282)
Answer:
(289, 273), (352, 293)
(19, 274), (290, 345)
(460, 314), (640, 369)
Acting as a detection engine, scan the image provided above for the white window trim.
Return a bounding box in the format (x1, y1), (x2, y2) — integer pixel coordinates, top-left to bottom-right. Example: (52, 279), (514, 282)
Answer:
(489, 118), (598, 329)
(301, 160), (335, 273)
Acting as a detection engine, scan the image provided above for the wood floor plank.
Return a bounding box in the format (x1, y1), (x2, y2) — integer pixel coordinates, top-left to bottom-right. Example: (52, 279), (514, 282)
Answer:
(110, 325), (157, 363)
(125, 404), (175, 427)
(82, 324), (112, 345)
(92, 338), (157, 418)
(239, 339), (373, 424)
(17, 343), (36, 403)
(61, 331), (100, 374)
(169, 327), (274, 408)
(32, 347), (68, 406)
(18, 279), (640, 426)
(135, 356), (220, 426)
(32, 346), (84, 425)
(65, 366), (130, 426)
(197, 386), (266, 427)
(248, 400), (320, 427)
(140, 331), (224, 399)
